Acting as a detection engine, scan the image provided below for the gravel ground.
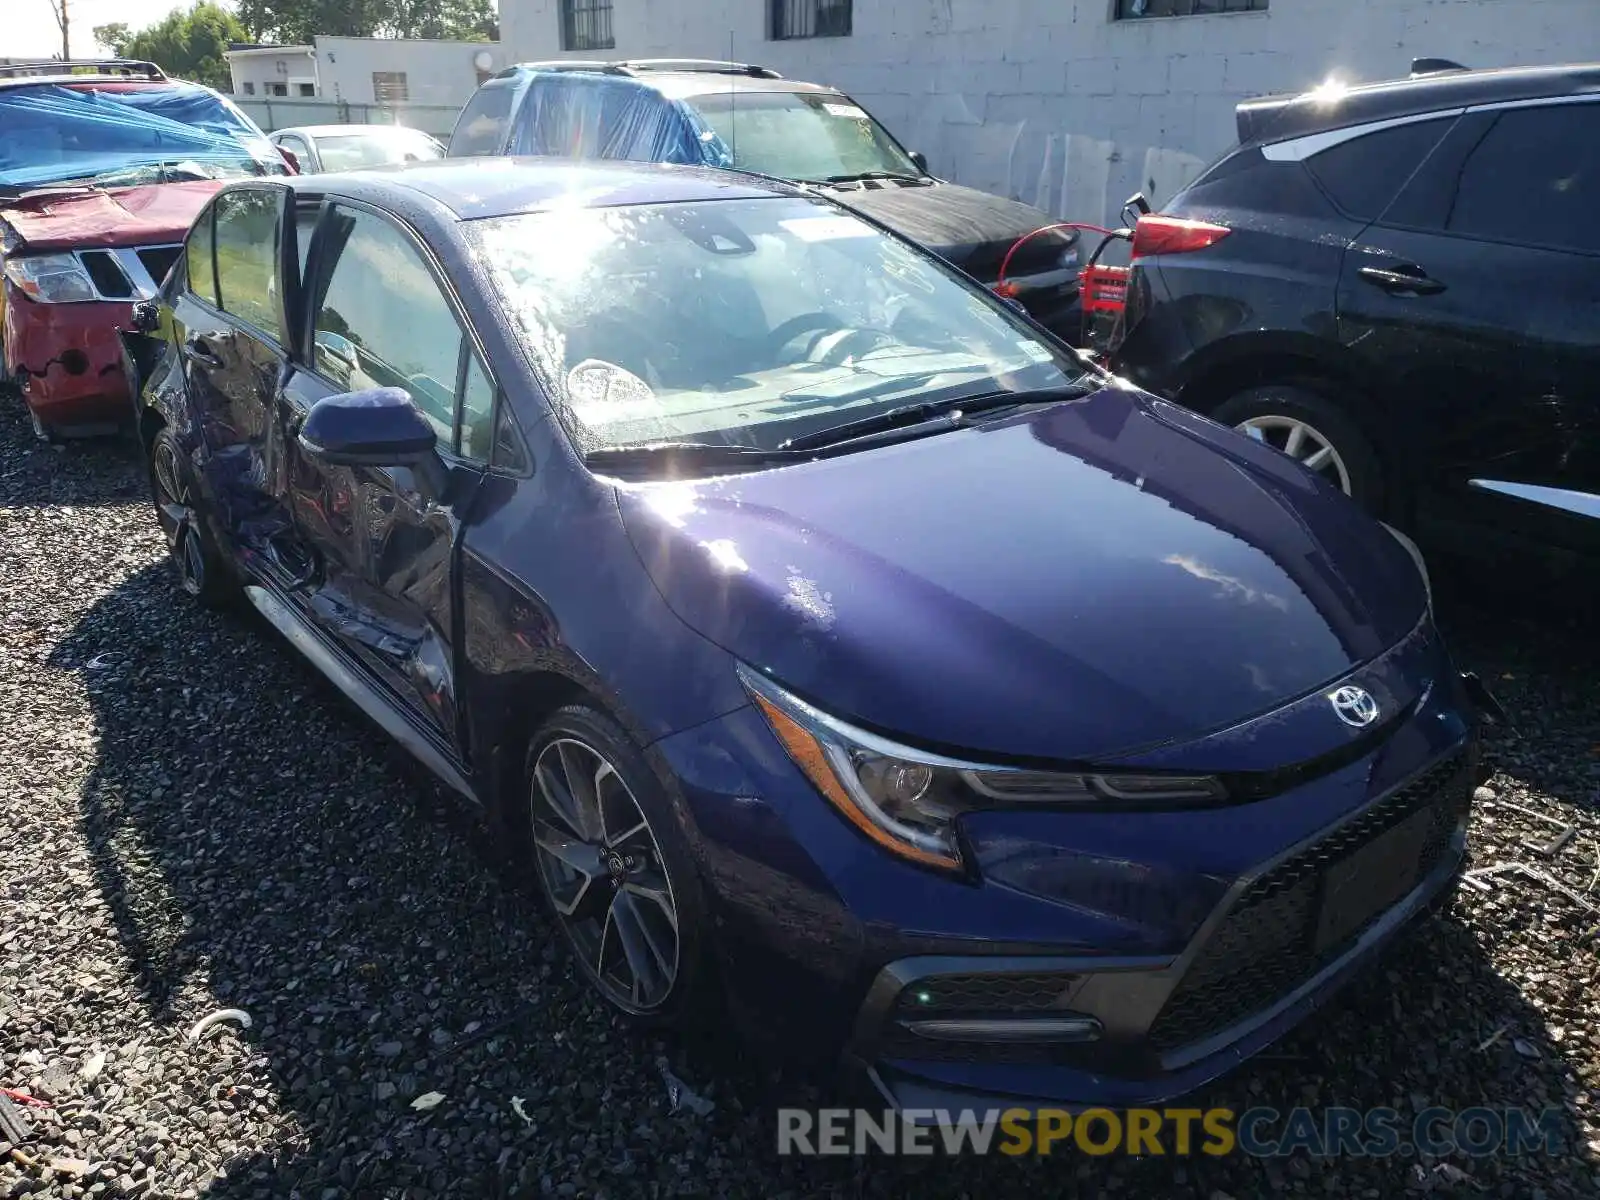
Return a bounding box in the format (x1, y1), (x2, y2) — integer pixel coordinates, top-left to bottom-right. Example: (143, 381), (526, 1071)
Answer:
(1, 401), (1597, 1199)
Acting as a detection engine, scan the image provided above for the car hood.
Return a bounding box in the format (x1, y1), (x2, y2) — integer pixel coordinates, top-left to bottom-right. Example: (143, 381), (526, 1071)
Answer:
(616, 386), (1427, 763)
(824, 180), (1068, 281)
(0, 180), (223, 252)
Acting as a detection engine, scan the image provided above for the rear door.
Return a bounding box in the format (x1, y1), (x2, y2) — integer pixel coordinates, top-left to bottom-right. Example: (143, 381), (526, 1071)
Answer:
(1337, 100), (1600, 556)
(280, 200), (497, 755)
(169, 184), (296, 555)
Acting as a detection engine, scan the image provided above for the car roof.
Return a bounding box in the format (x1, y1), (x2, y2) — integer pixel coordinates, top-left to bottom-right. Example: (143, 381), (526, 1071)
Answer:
(504, 61), (842, 102)
(282, 156), (808, 221)
(1239, 61), (1600, 145)
(0, 74), (195, 94)
(273, 125), (438, 139)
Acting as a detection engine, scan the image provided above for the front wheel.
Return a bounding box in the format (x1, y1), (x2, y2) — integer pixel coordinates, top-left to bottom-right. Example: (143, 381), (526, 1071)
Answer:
(1211, 383), (1386, 514)
(148, 427), (236, 607)
(525, 705), (710, 1026)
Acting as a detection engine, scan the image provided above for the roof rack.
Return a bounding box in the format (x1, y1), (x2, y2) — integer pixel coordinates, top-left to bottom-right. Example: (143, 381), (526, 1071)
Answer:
(620, 59), (783, 79)
(0, 58), (168, 83)
(1411, 57), (1470, 77)
(511, 58), (782, 81)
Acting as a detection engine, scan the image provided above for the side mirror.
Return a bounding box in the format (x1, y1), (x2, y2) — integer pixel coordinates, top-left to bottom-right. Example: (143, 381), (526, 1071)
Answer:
(298, 387), (447, 492)
(909, 150), (928, 173)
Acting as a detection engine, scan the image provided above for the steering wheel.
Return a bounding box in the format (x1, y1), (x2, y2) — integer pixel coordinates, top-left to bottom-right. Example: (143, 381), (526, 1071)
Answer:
(814, 326), (896, 365)
(766, 312), (846, 358)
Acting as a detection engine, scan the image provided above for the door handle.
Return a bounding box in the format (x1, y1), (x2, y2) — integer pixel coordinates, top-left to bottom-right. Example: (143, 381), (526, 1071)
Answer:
(182, 337), (224, 368)
(1358, 266), (1446, 296)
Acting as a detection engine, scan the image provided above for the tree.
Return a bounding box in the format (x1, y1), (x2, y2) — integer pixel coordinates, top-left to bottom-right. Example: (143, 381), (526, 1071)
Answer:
(44, 0), (70, 60)
(94, 3), (248, 91)
(91, 22), (130, 55)
(235, 0), (497, 44)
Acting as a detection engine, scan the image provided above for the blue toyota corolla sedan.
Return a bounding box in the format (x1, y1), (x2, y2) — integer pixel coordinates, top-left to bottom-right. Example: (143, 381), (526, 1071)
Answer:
(122, 158), (1493, 1112)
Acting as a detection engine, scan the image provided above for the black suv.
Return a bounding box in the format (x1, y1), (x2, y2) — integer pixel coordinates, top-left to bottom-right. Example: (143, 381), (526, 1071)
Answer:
(1114, 60), (1599, 574)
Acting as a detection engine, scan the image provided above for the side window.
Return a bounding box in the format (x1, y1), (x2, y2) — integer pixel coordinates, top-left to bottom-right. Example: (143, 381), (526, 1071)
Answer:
(213, 189), (283, 340)
(1305, 118), (1454, 221)
(185, 204), (217, 306)
(493, 404), (529, 473)
(448, 81), (517, 156)
(1446, 105), (1600, 254)
(279, 134), (310, 158)
(312, 205), (489, 460)
(459, 352), (495, 462)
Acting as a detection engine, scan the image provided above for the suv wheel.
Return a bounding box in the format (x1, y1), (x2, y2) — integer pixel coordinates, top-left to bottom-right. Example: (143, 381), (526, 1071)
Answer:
(1212, 383), (1385, 513)
(525, 705), (709, 1026)
(148, 428), (236, 607)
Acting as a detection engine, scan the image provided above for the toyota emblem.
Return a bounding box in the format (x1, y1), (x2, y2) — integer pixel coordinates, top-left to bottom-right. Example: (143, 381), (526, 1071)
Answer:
(1328, 685), (1380, 728)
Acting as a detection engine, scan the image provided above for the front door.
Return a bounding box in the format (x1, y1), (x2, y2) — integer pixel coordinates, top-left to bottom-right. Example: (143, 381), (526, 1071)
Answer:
(1337, 100), (1600, 558)
(281, 201), (497, 755)
(168, 184), (296, 555)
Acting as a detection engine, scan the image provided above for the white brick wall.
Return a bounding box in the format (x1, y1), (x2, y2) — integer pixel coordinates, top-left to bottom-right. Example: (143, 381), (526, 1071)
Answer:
(501, 0), (1600, 220)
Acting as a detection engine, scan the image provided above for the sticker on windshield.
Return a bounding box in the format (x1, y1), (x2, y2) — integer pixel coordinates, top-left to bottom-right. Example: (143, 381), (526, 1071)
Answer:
(1017, 340), (1054, 364)
(780, 216), (875, 243)
(566, 360), (659, 422)
(822, 103), (869, 120)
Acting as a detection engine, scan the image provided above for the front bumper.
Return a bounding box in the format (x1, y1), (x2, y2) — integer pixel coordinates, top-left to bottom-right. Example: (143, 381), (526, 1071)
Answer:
(2, 285), (133, 428)
(653, 622), (1487, 1107)
(855, 746), (1473, 1112)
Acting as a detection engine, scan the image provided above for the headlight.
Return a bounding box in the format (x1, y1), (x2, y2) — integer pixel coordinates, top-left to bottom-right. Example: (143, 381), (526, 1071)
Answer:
(1381, 523), (1432, 614)
(3, 253), (97, 303)
(738, 665), (1225, 873)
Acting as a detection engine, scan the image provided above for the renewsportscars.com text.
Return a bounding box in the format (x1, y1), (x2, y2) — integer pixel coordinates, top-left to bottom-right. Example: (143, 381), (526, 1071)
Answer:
(777, 1106), (1566, 1157)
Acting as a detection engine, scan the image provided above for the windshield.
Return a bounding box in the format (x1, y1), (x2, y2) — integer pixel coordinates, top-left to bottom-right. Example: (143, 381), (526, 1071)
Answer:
(474, 197), (1087, 457)
(0, 83), (286, 193)
(314, 130), (443, 171)
(692, 91), (923, 183)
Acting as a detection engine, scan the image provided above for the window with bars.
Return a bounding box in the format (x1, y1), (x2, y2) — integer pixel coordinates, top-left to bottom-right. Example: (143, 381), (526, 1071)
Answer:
(372, 71), (409, 104)
(561, 0), (615, 51)
(771, 0), (853, 40)
(1115, 0), (1267, 18)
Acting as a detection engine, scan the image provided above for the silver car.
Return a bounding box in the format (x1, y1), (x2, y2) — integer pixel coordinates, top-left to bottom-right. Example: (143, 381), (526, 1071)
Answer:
(267, 124), (444, 173)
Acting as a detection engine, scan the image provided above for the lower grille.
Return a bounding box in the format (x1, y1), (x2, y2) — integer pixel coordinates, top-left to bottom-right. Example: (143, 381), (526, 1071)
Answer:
(881, 971), (1084, 1064)
(1148, 751), (1472, 1054)
(892, 972), (1080, 1016)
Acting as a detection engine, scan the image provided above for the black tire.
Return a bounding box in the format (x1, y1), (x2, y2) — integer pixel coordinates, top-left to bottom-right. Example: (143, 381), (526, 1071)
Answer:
(524, 704), (712, 1028)
(147, 427), (237, 608)
(1211, 382), (1386, 514)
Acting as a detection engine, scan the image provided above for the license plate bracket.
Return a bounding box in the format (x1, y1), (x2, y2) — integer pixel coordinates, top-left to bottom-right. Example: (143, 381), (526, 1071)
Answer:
(1313, 808), (1433, 954)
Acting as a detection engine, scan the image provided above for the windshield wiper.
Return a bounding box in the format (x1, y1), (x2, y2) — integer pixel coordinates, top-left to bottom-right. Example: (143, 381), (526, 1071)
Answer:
(819, 170), (929, 186)
(585, 441), (809, 471)
(777, 384), (1096, 454)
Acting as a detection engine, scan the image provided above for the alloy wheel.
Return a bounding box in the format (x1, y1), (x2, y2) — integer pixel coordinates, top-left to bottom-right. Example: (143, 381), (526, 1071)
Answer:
(530, 737), (680, 1013)
(150, 438), (205, 596)
(1236, 414), (1354, 496)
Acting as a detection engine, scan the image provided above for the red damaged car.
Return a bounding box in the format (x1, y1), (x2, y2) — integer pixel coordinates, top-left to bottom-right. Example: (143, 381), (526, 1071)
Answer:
(0, 60), (291, 440)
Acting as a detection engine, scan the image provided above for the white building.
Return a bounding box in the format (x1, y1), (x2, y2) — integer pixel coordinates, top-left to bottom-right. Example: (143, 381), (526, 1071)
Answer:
(225, 37), (509, 139)
(500, 0), (1600, 220)
(226, 37), (508, 105)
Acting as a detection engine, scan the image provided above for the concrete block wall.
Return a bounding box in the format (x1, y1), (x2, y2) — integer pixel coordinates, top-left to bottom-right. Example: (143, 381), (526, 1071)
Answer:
(501, 0), (1600, 221)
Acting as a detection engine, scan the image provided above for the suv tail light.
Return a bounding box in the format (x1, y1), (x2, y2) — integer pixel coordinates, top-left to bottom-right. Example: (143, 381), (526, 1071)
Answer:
(1130, 216), (1231, 261)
